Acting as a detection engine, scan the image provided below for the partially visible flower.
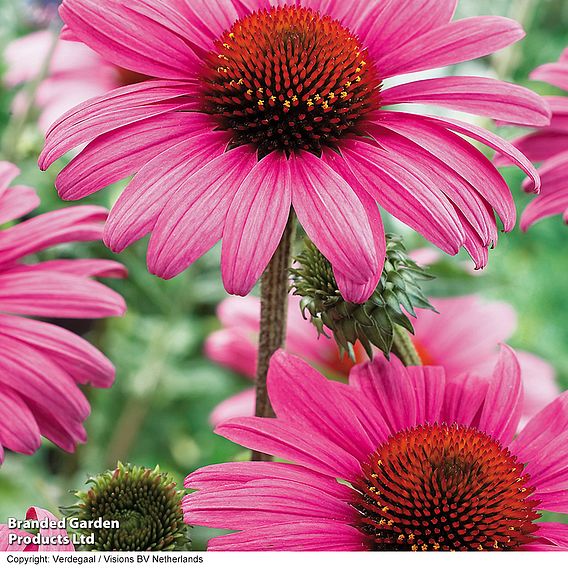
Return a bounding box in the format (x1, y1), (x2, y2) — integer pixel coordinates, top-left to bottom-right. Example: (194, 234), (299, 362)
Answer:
(65, 463), (188, 551)
(497, 48), (568, 228)
(185, 348), (568, 551)
(0, 161), (126, 462)
(0, 507), (73, 551)
(4, 30), (146, 133)
(40, 0), (549, 301)
(23, 0), (62, 27)
(205, 295), (558, 427)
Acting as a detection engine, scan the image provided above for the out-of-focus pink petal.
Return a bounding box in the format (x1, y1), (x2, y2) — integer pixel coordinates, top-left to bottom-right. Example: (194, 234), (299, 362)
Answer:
(290, 151), (379, 285)
(23, 259), (127, 279)
(0, 162), (19, 197)
(0, 187), (40, 225)
(375, 17), (524, 79)
(531, 61), (568, 91)
(210, 388), (255, 426)
(0, 315), (115, 388)
(222, 152), (292, 296)
(381, 76), (550, 127)
(26, 508), (74, 552)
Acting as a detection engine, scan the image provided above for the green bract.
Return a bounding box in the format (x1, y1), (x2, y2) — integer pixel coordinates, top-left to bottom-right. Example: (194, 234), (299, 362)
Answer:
(291, 236), (435, 359)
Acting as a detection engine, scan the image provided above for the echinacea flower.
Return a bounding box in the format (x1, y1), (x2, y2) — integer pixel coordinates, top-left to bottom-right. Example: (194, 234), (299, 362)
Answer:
(498, 49), (568, 228)
(40, 0), (549, 302)
(0, 507), (73, 551)
(206, 294), (558, 427)
(0, 161), (126, 462)
(185, 348), (568, 551)
(4, 30), (147, 133)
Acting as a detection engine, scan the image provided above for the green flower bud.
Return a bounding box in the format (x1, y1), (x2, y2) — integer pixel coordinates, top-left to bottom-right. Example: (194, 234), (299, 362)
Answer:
(290, 236), (435, 359)
(64, 463), (189, 551)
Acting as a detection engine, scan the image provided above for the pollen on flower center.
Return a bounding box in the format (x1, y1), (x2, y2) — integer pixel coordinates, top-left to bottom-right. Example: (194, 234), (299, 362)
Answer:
(353, 423), (541, 551)
(199, 6), (382, 157)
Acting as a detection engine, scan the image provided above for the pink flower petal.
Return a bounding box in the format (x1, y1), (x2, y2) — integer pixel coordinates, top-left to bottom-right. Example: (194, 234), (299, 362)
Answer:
(184, 479), (355, 530)
(374, 111), (516, 231)
(406, 366), (446, 425)
(185, 461), (352, 500)
(207, 521), (367, 551)
(104, 131), (229, 253)
(209, 388), (255, 426)
(421, 114), (541, 191)
(56, 112), (214, 200)
(205, 330), (257, 380)
(361, 0), (457, 62)
(0, 388), (40, 455)
(216, 417), (362, 479)
(290, 151), (379, 285)
(0, 186), (40, 225)
(496, 131), (568, 164)
(0, 161), (19, 196)
(0, 315), (115, 388)
(268, 351), (375, 462)
(26, 508), (74, 552)
(60, 0), (200, 79)
(221, 152), (292, 296)
(39, 80), (197, 170)
(531, 61), (568, 91)
(341, 140), (465, 254)
(381, 76), (550, 127)
(148, 146), (257, 279)
(0, 271), (125, 319)
(477, 345), (523, 446)
(376, 17), (524, 79)
(440, 373), (489, 427)
(526, 523), (568, 551)
(23, 259), (127, 279)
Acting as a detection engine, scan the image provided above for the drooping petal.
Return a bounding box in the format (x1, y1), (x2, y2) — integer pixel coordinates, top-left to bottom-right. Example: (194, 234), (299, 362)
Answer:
(148, 146), (257, 279)
(0, 186), (40, 225)
(374, 111), (516, 231)
(0, 388), (40, 455)
(290, 151), (379, 285)
(22, 259), (127, 279)
(221, 152), (292, 296)
(210, 388), (255, 426)
(531, 61), (568, 91)
(381, 76), (550, 127)
(0, 161), (19, 196)
(340, 139), (465, 254)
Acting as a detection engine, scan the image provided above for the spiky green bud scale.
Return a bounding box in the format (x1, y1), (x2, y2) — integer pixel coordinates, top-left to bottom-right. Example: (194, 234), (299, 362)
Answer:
(291, 236), (435, 359)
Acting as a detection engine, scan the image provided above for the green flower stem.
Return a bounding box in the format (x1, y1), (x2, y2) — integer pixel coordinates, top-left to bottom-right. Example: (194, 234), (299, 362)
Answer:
(252, 211), (296, 462)
(392, 325), (422, 367)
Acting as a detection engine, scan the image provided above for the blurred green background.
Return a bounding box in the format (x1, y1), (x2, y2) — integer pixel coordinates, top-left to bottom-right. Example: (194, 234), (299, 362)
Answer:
(0, 0), (567, 549)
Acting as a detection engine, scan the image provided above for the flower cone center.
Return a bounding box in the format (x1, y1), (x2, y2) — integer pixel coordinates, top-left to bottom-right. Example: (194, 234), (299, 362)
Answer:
(199, 6), (381, 157)
(354, 423), (540, 551)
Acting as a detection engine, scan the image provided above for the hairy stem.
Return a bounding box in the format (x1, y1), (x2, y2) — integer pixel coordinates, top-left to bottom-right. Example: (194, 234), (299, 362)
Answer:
(391, 325), (422, 367)
(252, 211), (296, 462)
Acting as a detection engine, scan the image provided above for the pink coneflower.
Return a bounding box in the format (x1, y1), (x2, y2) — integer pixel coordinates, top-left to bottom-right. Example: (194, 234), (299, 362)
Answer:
(40, 0), (549, 301)
(0, 161), (126, 461)
(499, 49), (568, 228)
(205, 294), (558, 426)
(185, 348), (568, 551)
(4, 30), (147, 133)
(0, 507), (73, 551)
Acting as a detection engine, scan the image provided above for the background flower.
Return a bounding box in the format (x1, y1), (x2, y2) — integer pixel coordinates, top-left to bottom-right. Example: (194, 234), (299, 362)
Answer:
(39, 0), (548, 301)
(185, 349), (568, 551)
(497, 48), (568, 228)
(206, 294), (559, 427)
(0, 161), (126, 461)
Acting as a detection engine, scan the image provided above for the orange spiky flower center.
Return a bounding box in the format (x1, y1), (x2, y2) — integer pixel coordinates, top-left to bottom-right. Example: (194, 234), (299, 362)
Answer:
(353, 423), (540, 551)
(199, 6), (381, 157)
